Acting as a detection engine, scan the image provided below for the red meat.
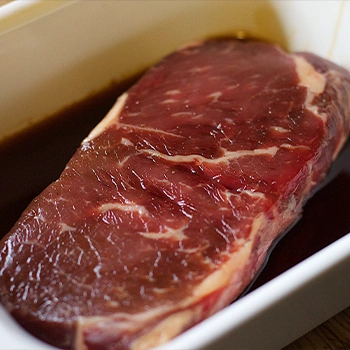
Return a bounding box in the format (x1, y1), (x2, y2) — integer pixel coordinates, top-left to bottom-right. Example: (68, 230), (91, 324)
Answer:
(1, 39), (350, 350)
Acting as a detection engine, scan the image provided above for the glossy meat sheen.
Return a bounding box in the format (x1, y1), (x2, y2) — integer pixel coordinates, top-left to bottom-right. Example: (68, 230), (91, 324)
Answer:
(1, 39), (350, 350)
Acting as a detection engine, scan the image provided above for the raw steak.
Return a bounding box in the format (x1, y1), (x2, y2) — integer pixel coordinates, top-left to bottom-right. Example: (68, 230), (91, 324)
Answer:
(1, 39), (350, 350)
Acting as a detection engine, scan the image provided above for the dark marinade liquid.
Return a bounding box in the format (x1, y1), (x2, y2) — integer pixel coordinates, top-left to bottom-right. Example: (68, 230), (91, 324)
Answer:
(0, 79), (349, 292)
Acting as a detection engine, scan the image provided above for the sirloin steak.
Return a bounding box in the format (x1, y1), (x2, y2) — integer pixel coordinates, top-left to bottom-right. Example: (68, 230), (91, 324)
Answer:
(1, 39), (350, 350)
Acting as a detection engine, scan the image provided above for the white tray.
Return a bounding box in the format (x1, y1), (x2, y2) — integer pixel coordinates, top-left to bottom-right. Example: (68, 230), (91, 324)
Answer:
(0, 1), (349, 349)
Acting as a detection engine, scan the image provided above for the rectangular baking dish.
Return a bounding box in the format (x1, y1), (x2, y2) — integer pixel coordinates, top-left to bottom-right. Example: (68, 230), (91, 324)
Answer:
(0, 1), (349, 349)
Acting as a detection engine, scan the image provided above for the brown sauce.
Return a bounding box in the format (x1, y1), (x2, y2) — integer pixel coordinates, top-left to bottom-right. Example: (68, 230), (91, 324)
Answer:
(0, 78), (349, 291)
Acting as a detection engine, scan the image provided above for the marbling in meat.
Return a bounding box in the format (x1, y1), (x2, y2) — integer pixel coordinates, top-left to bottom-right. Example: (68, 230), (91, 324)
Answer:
(1, 39), (350, 350)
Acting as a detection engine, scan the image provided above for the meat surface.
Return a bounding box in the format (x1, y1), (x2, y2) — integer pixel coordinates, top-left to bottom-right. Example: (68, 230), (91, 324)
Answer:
(0, 39), (350, 350)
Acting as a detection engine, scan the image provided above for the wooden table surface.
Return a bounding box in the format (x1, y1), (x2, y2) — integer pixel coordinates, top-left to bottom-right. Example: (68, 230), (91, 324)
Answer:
(283, 306), (350, 349)
(0, 0), (349, 349)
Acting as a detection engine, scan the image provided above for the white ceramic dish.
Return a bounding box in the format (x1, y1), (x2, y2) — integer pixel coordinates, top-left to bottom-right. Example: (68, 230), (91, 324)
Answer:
(0, 1), (349, 349)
